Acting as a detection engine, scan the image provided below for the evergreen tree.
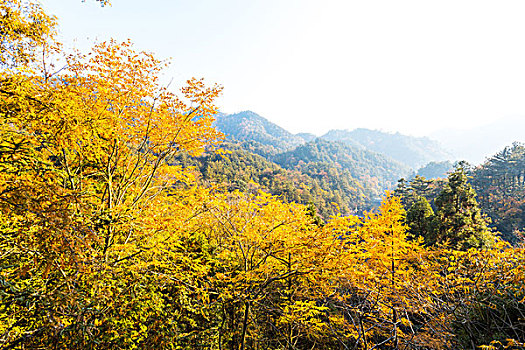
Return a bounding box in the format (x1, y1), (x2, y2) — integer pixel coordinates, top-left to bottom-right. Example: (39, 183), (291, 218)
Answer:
(434, 165), (495, 250)
(394, 178), (411, 206)
(406, 196), (438, 245)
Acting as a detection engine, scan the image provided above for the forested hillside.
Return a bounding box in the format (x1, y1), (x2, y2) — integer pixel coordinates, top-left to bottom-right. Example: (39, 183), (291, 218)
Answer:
(214, 111), (305, 153)
(2, 1), (525, 349)
(177, 136), (413, 216)
(396, 146), (525, 244)
(273, 138), (412, 196)
(173, 143), (372, 218)
(472, 143), (525, 243)
(211, 112), (415, 214)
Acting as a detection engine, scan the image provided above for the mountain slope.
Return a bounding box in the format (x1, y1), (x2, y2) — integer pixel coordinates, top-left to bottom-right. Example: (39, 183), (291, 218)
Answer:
(471, 142), (525, 243)
(273, 139), (412, 197)
(214, 111), (305, 153)
(172, 143), (372, 218)
(322, 128), (454, 169)
(296, 132), (317, 143)
(213, 111), (415, 201)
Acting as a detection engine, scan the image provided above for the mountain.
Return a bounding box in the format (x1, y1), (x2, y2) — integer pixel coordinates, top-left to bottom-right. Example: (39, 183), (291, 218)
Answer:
(296, 132), (317, 143)
(319, 129), (366, 150)
(215, 112), (455, 171)
(205, 111), (416, 214)
(416, 161), (454, 179)
(173, 143), (373, 219)
(471, 142), (525, 243)
(213, 111), (305, 153)
(273, 139), (412, 198)
(322, 128), (454, 169)
(430, 116), (525, 165)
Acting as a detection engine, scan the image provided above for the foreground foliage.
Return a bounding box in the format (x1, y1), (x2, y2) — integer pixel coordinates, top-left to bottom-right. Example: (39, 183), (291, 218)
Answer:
(1, 1), (525, 349)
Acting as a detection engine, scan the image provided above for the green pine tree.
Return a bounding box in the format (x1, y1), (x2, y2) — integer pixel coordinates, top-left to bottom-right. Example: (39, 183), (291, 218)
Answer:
(434, 165), (495, 250)
(406, 196), (438, 245)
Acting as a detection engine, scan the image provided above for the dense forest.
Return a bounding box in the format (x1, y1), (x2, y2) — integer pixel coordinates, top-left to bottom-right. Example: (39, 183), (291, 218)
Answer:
(472, 143), (525, 243)
(1, 1), (525, 349)
(212, 112), (415, 216)
(396, 149), (525, 245)
(173, 143), (372, 219)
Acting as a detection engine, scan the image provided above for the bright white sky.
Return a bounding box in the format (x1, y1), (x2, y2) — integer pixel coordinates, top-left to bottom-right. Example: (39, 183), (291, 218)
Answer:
(40, 0), (525, 136)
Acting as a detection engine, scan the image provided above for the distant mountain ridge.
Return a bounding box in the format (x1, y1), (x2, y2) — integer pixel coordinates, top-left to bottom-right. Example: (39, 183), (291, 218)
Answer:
(273, 138), (412, 195)
(213, 111), (415, 206)
(215, 110), (454, 170)
(216, 111), (524, 168)
(214, 111), (305, 153)
(296, 132), (317, 143)
(321, 128), (454, 169)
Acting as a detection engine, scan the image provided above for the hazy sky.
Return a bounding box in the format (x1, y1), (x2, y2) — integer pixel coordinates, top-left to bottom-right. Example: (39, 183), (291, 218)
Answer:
(40, 0), (525, 136)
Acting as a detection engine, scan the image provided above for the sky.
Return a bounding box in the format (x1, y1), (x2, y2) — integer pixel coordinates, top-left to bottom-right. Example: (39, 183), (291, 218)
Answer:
(40, 0), (525, 137)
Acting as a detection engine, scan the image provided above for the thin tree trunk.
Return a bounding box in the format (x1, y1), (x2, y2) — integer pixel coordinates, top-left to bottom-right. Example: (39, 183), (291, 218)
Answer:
(240, 301), (250, 350)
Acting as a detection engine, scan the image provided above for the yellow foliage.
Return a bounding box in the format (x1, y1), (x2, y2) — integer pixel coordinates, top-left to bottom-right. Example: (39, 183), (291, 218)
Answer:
(2, 1), (525, 349)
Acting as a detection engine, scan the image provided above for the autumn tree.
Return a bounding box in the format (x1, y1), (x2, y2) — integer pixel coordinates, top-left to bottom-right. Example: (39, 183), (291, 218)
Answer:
(0, 0), (224, 346)
(197, 190), (338, 349)
(0, 0), (57, 68)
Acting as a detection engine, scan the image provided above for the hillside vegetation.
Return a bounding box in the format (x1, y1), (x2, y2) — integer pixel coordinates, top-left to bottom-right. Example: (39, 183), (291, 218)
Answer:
(214, 111), (305, 153)
(396, 147), (525, 244)
(273, 139), (411, 196)
(472, 143), (525, 243)
(212, 112), (415, 215)
(173, 143), (372, 218)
